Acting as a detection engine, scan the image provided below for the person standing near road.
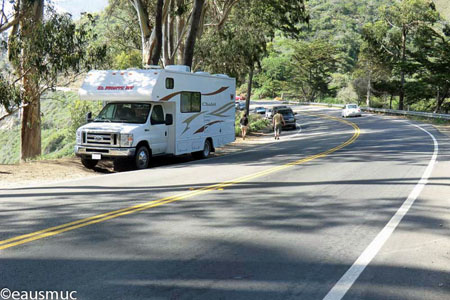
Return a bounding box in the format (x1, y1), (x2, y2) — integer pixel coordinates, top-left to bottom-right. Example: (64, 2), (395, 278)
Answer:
(240, 113), (249, 140)
(273, 111), (285, 140)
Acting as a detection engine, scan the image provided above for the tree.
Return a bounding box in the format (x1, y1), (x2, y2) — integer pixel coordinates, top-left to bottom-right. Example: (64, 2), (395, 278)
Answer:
(411, 21), (450, 112)
(362, 0), (439, 110)
(291, 40), (339, 102)
(1, 2), (106, 161)
(128, 0), (240, 68)
(182, 0), (204, 67)
(195, 0), (308, 114)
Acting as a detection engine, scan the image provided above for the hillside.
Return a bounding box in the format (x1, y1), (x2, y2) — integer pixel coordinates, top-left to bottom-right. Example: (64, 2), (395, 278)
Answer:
(435, 0), (450, 20)
(0, 92), (102, 164)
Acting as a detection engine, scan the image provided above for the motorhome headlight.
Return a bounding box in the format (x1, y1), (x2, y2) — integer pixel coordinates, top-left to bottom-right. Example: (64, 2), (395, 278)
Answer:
(120, 134), (133, 147)
(76, 130), (82, 144)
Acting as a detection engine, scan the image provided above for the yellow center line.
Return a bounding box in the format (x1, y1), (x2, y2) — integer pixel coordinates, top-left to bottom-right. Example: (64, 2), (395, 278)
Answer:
(0, 113), (360, 251)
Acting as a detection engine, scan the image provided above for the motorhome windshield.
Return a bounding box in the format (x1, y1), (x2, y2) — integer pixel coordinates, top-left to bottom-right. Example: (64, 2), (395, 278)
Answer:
(94, 103), (151, 124)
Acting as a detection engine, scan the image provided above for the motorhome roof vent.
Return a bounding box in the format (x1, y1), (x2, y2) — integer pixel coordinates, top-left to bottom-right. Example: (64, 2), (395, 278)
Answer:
(195, 71), (210, 75)
(213, 74), (229, 78)
(165, 65), (191, 72)
(143, 65), (162, 69)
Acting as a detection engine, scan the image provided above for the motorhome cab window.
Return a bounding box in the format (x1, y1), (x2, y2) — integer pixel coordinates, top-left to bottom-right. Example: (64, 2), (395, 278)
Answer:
(166, 78), (174, 89)
(151, 105), (165, 125)
(94, 103), (151, 124)
(180, 92), (201, 113)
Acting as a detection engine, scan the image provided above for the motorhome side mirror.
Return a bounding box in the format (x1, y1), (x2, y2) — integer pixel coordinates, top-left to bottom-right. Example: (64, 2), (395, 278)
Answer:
(86, 112), (93, 123)
(165, 114), (173, 126)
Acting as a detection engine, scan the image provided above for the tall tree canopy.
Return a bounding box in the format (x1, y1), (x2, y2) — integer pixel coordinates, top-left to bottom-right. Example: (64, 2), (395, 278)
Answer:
(0, 0), (106, 160)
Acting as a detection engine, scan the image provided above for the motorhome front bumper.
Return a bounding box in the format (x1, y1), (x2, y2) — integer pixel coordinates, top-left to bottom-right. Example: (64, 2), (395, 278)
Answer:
(75, 145), (135, 158)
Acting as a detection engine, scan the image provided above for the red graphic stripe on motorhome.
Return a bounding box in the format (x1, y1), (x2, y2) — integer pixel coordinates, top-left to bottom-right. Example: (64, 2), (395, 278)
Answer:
(202, 87), (229, 96)
(194, 120), (224, 134)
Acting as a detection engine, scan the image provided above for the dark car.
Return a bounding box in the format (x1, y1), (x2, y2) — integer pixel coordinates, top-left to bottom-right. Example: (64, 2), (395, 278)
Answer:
(277, 108), (297, 130)
(267, 105), (288, 119)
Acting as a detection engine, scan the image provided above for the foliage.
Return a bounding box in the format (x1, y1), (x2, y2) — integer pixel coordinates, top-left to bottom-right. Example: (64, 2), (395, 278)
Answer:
(253, 40), (294, 99)
(113, 50), (142, 69)
(0, 91), (103, 164)
(290, 40), (339, 102)
(8, 9), (107, 95)
(235, 112), (270, 136)
(2, 2), (108, 160)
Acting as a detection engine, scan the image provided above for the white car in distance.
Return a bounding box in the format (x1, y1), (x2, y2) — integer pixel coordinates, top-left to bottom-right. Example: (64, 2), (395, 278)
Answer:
(342, 104), (362, 118)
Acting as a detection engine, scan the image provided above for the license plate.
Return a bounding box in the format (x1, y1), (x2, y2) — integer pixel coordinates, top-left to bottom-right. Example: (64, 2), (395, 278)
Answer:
(92, 154), (101, 160)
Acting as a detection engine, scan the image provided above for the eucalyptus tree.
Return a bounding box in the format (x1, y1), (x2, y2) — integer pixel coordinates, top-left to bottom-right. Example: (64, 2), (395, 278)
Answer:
(128, 0), (239, 67)
(0, 1), (106, 161)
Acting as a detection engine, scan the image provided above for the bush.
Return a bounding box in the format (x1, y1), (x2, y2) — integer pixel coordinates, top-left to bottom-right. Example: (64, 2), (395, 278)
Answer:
(235, 112), (271, 136)
(337, 84), (358, 103)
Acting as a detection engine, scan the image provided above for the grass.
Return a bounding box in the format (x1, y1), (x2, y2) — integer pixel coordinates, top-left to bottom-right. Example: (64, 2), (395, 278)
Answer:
(0, 91), (102, 164)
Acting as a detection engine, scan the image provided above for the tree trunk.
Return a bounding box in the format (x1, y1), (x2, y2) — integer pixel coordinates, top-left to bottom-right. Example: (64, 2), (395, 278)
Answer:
(366, 69), (371, 107)
(176, 0), (185, 63)
(20, 0), (44, 161)
(183, 0), (204, 68)
(434, 87), (448, 113)
(399, 26), (407, 111)
(130, 0), (152, 66)
(245, 64), (254, 116)
(389, 94), (393, 109)
(164, 0), (175, 66)
(21, 83), (41, 161)
(151, 0), (164, 65)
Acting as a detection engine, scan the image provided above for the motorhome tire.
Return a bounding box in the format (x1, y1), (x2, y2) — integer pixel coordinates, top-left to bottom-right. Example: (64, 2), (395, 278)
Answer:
(192, 140), (211, 159)
(81, 158), (98, 169)
(134, 146), (150, 169)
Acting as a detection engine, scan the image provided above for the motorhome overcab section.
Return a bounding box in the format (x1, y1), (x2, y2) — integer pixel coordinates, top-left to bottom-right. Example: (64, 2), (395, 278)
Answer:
(75, 65), (236, 170)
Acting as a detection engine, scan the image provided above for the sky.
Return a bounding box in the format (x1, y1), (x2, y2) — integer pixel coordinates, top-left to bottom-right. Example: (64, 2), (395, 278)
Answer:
(52, 0), (109, 19)
(3, 0), (109, 20)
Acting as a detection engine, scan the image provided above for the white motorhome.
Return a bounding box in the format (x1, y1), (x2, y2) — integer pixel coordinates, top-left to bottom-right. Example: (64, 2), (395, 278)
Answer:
(75, 65), (236, 170)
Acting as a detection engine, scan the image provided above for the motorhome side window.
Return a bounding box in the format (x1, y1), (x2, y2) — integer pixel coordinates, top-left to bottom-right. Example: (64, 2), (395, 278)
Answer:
(166, 78), (174, 89)
(181, 92), (201, 113)
(151, 105), (165, 125)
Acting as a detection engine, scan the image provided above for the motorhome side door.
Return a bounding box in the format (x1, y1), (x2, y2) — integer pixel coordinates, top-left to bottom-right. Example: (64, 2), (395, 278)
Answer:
(148, 104), (168, 154)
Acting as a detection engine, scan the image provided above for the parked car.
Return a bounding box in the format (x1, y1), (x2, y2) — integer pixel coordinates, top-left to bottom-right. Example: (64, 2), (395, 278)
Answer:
(266, 105), (288, 119)
(272, 108), (296, 130)
(342, 104), (361, 117)
(253, 106), (266, 115)
(235, 101), (246, 110)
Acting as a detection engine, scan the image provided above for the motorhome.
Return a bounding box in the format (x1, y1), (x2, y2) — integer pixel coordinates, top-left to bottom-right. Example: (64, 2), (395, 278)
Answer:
(75, 65), (236, 170)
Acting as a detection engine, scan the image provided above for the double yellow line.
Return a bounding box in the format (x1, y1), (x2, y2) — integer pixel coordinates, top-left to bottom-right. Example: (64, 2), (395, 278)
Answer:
(0, 113), (360, 251)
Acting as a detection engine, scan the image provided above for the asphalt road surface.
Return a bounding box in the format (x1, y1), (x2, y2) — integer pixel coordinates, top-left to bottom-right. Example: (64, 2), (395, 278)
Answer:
(0, 106), (449, 300)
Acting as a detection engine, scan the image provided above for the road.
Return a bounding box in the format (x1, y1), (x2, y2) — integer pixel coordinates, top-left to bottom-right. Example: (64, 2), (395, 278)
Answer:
(0, 106), (449, 300)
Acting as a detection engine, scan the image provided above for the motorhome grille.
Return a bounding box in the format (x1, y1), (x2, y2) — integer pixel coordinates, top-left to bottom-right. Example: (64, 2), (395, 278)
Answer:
(84, 132), (118, 146)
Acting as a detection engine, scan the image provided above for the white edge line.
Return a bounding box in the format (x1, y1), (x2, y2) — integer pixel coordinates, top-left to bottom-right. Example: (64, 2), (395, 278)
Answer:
(323, 122), (439, 300)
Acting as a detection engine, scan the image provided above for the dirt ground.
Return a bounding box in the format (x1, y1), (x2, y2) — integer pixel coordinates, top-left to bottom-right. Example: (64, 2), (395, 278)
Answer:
(0, 133), (268, 189)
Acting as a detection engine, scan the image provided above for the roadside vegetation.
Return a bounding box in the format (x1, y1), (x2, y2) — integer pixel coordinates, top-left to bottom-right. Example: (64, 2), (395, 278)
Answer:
(0, 92), (101, 164)
(235, 111), (271, 137)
